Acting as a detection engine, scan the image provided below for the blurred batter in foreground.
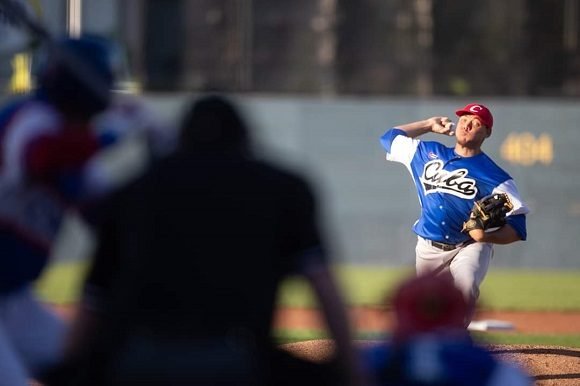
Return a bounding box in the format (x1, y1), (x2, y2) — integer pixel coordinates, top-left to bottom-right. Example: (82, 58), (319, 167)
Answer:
(363, 274), (533, 385)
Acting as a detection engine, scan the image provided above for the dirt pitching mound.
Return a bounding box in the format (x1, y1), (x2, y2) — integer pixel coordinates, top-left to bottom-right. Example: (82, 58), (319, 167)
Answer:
(281, 340), (580, 386)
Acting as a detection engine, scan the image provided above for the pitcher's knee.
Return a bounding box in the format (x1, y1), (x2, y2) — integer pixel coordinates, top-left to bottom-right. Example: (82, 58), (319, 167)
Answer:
(453, 279), (480, 305)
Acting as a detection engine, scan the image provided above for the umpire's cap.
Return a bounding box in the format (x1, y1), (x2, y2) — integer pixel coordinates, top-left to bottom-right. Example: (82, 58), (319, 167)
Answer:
(37, 34), (115, 118)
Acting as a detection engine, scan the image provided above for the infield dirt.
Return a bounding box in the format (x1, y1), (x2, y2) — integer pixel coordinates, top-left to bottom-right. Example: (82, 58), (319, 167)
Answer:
(277, 307), (580, 386)
(49, 304), (580, 385)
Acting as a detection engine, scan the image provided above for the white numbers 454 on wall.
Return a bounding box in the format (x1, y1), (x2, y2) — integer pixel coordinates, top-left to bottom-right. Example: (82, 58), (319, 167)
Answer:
(500, 132), (553, 166)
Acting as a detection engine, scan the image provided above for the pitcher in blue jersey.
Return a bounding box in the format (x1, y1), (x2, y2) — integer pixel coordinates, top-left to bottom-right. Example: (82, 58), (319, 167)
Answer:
(379, 103), (529, 324)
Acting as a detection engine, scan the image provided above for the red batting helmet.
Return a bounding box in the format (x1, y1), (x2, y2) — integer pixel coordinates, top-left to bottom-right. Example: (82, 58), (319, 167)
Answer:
(391, 274), (468, 343)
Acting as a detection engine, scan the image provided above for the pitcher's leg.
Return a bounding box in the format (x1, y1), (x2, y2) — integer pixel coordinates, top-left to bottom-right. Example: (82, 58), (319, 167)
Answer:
(449, 243), (493, 323)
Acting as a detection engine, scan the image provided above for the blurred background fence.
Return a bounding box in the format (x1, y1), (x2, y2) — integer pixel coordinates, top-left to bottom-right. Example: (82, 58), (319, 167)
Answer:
(48, 94), (580, 269)
(2, 0), (579, 269)
(139, 94), (578, 269)
(2, 0), (580, 97)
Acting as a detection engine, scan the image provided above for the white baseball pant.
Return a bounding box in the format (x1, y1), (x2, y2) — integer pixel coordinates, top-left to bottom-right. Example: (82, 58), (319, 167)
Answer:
(415, 236), (494, 323)
(0, 286), (67, 386)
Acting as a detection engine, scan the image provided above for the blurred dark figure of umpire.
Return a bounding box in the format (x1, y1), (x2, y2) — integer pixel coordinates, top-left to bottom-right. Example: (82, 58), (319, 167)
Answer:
(54, 94), (362, 386)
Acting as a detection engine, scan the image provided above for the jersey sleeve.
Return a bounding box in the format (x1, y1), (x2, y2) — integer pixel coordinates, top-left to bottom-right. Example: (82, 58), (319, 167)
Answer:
(380, 128), (420, 168)
(493, 179), (529, 240)
(25, 128), (99, 184)
(2, 102), (104, 202)
(1, 102), (60, 184)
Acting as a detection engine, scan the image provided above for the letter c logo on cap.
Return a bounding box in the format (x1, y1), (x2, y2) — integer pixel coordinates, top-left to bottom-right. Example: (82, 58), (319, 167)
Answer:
(469, 105), (483, 113)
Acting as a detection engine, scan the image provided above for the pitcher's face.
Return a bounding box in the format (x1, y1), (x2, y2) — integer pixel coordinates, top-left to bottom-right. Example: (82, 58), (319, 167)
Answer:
(455, 115), (490, 147)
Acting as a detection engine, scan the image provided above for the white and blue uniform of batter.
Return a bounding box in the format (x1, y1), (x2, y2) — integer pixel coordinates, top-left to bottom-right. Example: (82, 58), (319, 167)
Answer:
(380, 128), (529, 314)
(0, 94), (168, 386)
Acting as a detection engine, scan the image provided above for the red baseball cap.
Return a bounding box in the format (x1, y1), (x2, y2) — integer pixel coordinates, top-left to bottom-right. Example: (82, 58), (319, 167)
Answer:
(391, 274), (468, 343)
(455, 103), (493, 129)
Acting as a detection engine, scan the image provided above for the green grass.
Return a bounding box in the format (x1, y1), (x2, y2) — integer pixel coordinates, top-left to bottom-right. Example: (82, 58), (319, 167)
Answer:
(35, 261), (580, 310)
(275, 329), (332, 344)
(278, 264), (580, 311)
(35, 261), (580, 347)
(275, 329), (580, 348)
(277, 265), (413, 307)
(472, 333), (580, 348)
(478, 269), (580, 311)
(275, 265), (580, 348)
(277, 326), (580, 348)
(275, 329), (580, 349)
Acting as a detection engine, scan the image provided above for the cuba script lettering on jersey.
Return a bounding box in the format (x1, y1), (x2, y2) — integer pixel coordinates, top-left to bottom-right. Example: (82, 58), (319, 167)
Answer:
(420, 160), (477, 199)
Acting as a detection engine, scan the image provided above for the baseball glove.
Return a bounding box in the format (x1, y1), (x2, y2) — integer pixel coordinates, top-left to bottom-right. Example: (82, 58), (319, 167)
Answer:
(461, 193), (514, 233)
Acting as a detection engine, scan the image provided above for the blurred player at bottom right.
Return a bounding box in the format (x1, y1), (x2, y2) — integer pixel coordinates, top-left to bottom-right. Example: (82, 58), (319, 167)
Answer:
(362, 274), (533, 386)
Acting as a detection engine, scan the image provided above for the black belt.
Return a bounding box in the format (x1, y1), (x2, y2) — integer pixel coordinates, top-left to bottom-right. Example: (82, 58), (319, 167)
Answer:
(429, 240), (463, 251)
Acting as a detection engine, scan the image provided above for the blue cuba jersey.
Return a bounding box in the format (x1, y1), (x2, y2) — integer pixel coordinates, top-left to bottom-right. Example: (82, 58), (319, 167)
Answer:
(380, 129), (528, 244)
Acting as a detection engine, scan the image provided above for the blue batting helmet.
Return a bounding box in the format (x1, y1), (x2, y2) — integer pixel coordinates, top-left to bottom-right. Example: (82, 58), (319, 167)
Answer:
(37, 34), (115, 118)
